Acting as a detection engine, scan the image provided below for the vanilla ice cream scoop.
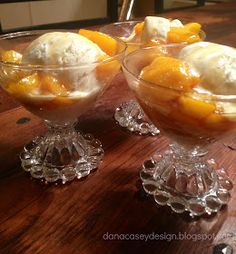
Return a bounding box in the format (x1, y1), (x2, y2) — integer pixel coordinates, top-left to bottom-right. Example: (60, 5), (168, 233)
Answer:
(123, 16), (183, 43)
(179, 42), (236, 95)
(141, 16), (183, 42)
(22, 32), (106, 92)
(22, 32), (105, 65)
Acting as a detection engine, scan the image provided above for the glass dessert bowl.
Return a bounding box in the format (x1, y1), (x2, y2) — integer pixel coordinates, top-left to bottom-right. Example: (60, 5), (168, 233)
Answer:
(122, 43), (236, 216)
(0, 30), (126, 183)
(101, 17), (205, 136)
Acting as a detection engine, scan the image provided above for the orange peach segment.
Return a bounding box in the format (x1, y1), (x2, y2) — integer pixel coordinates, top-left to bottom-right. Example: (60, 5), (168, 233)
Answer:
(179, 96), (216, 120)
(140, 56), (200, 91)
(6, 73), (40, 96)
(1, 50), (26, 83)
(40, 74), (68, 96)
(79, 29), (117, 56)
(167, 23), (202, 44)
(184, 23), (201, 34)
(1, 50), (22, 63)
(96, 55), (120, 83)
(134, 22), (144, 36)
(168, 28), (201, 43)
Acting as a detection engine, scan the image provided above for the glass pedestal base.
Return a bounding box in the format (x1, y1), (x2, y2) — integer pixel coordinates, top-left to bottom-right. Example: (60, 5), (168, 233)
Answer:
(114, 100), (160, 136)
(140, 144), (233, 217)
(20, 121), (104, 184)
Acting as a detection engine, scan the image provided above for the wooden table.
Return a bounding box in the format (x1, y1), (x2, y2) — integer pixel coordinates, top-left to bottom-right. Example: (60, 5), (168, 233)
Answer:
(1, 1), (236, 254)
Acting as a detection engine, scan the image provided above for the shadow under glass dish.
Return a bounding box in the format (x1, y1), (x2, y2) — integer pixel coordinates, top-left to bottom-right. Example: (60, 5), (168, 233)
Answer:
(122, 45), (235, 216)
(0, 30), (126, 184)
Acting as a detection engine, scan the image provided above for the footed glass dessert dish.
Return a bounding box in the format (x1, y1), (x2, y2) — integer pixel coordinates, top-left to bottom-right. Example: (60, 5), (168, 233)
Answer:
(122, 44), (236, 216)
(101, 18), (205, 136)
(0, 30), (125, 183)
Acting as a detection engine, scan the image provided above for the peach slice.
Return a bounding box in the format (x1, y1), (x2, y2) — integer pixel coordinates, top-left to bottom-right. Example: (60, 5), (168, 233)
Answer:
(179, 96), (216, 120)
(1, 50), (26, 83)
(40, 74), (68, 96)
(79, 29), (117, 56)
(6, 73), (40, 96)
(1, 50), (22, 63)
(167, 23), (202, 44)
(140, 56), (200, 91)
(134, 22), (144, 36)
(184, 23), (201, 34)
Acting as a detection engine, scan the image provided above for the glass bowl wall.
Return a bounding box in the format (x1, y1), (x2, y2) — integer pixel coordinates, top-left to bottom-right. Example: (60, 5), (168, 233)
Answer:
(0, 30), (126, 183)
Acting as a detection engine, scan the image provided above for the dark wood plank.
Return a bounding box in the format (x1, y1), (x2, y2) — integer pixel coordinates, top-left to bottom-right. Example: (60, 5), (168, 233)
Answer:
(0, 2), (236, 254)
(0, 88), (20, 113)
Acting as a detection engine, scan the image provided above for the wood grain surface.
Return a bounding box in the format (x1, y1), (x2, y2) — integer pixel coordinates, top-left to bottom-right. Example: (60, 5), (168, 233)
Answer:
(1, 2), (236, 254)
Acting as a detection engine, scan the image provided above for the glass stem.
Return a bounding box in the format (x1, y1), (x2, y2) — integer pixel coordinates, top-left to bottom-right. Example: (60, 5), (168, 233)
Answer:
(44, 120), (77, 135)
(167, 142), (211, 178)
(20, 120), (104, 183)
